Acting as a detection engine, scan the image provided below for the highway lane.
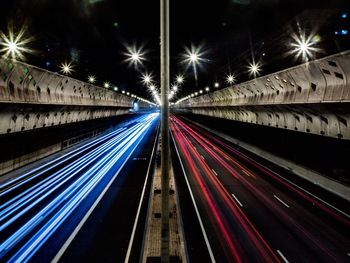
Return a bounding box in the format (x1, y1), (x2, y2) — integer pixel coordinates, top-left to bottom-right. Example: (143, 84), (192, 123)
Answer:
(0, 113), (159, 262)
(171, 115), (350, 263)
(55, 113), (159, 262)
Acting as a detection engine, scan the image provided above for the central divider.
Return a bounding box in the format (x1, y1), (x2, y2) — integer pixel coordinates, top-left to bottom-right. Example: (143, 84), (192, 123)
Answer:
(141, 134), (187, 262)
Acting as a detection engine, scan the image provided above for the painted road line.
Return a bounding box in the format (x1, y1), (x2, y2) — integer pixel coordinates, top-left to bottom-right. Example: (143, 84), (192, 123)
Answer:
(274, 195), (290, 208)
(171, 132), (216, 263)
(52, 117), (157, 263)
(277, 250), (289, 263)
(211, 169), (218, 176)
(241, 169), (250, 177)
(231, 193), (243, 207)
(235, 149), (350, 219)
(200, 155), (205, 160)
(124, 126), (159, 263)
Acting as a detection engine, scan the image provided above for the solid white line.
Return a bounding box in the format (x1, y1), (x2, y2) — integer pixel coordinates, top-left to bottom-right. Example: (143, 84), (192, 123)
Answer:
(52, 120), (156, 263)
(274, 195), (290, 208)
(171, 132), (216, 263)
(277, 250), (289, 263)
(124, 127), (159, 263)
(200, 155), (205, 160)
(211, 169), (218, 176)
(231, 193), (243, 207)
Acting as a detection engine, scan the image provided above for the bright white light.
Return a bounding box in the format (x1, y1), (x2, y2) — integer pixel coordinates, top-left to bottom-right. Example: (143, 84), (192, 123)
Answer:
(104, 82), (110, 88)
(114, 86), (118, 91)
(132, 53), (139, 60)
(289, 32), (321, 62)
(199, 90), (203, 94)
(195, 92), (198, 96)
(60, 62), (74, 75)
(149, 84), (156, 91)
(127, 92), (130, 95)
(88, 75), (96, 83)
(176, 74), (185, 84)
(205, 87), (210, 92)
(214, 82), (219, 88)
(190, 53), (198, 62)
(122, 90), (125, 94)
(182, 44), (206, 80)
(141, 72), (153, 85)
(226, 74), (236, 85)
(8, 42), (17, 52)
(248, 61), (262, 78)
(0, 25), (34, 61)
(172, 85), (178, 92)
(123, 44), (146, 68)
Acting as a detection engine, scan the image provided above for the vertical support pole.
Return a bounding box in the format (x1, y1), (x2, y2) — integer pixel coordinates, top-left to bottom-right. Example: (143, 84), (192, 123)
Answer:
(160, 0), (170, 262)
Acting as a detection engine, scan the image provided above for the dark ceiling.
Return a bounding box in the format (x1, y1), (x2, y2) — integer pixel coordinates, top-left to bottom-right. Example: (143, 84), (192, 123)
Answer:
(0, 0), (349, 101)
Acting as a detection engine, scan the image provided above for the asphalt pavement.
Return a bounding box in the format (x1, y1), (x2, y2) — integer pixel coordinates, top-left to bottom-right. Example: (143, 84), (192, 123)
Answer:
(171, 114), (350, 263)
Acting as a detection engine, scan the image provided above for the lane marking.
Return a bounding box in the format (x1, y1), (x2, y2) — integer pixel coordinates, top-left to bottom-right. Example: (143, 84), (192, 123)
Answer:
(193, 146), (197, 151)
(277, 250), (289, 263)
(124, 127), (159, 263)
(200, 155), (205, 160)
(211, 169), (218, 176)
(347, 253), (350, 257)
(52, 119), (157, 263)
(171, 132), (216, 263)
(241, 169), (250, 177)
(232, 148), (350, 219)
(274, 195), (290, 208)
(231, 193), (243, 207)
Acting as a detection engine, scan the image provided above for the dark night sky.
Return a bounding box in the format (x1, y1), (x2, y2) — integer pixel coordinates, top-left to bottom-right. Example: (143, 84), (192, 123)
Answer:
(0, 0), (349, 101)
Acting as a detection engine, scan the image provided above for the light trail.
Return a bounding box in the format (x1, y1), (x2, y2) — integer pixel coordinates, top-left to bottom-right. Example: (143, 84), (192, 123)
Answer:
(194, 121), (350, 225)
(171, 115), (350, 262)
(0, 113), (158, 262)
(171, 116), (280, 262)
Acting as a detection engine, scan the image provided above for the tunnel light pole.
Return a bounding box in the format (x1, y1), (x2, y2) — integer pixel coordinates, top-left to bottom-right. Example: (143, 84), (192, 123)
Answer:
(160, 0), (170, 261)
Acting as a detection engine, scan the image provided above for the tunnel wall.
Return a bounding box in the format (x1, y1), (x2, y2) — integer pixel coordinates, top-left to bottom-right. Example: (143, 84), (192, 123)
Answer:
(0, 59), (133, 107)
(0, 58), (149, 134)
(0, 114), (133, 177)
(0, 104), (129, 134)
(175, 51), (350, 140)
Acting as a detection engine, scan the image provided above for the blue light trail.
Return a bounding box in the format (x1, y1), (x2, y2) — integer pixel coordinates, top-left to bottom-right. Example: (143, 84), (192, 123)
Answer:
(0, 113), (159, 262)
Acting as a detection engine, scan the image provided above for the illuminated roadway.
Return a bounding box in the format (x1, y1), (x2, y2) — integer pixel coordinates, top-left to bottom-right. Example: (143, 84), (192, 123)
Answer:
(0, 112), (349, 262)
(171, 115), (350, 263)
(0, 113), (159, 262)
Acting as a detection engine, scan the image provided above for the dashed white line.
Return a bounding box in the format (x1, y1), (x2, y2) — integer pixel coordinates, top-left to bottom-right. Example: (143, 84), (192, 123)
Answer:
(241, 169), (250, 177)
(200, 155), (205, 160)
(231, 193), (243, 207)
(347, 252), (350, 257)
(277, 250), (289, 263)
(274, 195), (290, 208)
(233, 148), (350, 219)
(211, 169), (218, 176)
(193, 146), (197, 151)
